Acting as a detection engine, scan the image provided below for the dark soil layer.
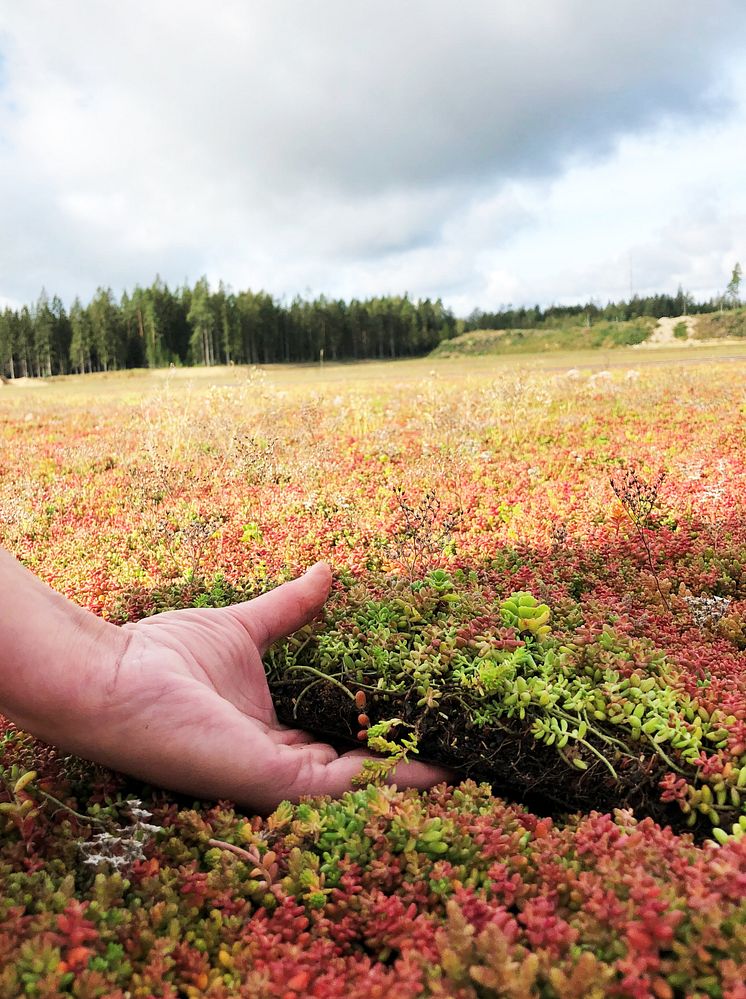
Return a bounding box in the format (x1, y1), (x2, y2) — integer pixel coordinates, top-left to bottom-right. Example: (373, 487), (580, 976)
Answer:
(269, 674), (709, 840)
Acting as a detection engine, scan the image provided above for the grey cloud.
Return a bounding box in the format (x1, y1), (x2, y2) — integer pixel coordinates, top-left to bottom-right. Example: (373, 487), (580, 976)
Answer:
(1, 1), (745, 307)
(180, 0), (745, 195)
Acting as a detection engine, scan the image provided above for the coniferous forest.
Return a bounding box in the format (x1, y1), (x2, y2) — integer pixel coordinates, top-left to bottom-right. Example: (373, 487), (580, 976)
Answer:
(0, 279), (457, 378)
(0, 276), (727, 378)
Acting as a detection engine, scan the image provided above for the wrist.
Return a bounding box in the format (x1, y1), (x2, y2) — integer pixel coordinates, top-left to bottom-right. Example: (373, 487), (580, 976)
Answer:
(0, 547), (130, 746)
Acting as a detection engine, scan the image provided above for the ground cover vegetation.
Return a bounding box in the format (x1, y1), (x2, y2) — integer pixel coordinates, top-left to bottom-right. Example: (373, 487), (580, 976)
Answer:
(694, 312), (746, 341)
(0, 356), (745, 997)
(429, 319), (657, 357)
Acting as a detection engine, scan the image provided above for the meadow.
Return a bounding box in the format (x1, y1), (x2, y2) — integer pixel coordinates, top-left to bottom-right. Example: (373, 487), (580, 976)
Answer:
(1, 347), (745, 998)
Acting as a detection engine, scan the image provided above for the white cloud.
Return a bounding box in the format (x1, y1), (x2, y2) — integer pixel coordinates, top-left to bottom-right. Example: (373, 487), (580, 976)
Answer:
(1, 1), (746, 312)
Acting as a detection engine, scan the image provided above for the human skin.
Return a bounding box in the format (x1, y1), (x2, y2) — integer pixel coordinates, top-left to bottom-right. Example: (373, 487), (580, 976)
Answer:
(0, 548), (453, 812)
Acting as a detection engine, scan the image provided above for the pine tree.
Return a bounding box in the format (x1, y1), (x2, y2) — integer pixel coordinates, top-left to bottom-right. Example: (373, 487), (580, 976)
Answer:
(187, 277), (216, 365)
(69, 299), (93, 373)
(726, 262), (742, 308)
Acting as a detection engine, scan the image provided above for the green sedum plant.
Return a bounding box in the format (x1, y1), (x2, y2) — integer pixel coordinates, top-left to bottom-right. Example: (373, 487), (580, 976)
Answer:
(267, 572), (746, 840)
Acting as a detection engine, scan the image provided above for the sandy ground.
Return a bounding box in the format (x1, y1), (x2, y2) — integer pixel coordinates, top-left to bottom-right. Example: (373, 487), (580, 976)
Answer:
(634, 315), (746, 350)
(634, 315), (699, 348)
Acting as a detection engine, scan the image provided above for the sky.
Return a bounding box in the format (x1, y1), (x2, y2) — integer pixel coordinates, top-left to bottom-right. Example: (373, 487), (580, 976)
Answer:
(2, 1), (746, 317)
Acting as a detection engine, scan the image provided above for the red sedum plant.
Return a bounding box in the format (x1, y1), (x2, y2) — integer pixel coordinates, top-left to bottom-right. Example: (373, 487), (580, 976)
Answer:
(0, 743), (745, 999)
(266, 574), (746, 842)
(1, 358), (746, 996)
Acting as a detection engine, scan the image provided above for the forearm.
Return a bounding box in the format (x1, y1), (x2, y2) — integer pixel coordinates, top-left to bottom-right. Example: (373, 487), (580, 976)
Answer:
(0, 545), (127, 737)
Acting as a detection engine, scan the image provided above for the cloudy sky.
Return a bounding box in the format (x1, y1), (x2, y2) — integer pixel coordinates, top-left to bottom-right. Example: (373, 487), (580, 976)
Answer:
(2, 1), (746, 316)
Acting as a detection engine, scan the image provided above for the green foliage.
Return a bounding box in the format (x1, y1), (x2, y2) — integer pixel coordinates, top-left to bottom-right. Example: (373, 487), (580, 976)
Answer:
(462, 285), (701, 331)
(240, 522), (263, 544)
(353, 719), (420, 788)
(726, 261), (742, 307)
(0, 280), (457, 377)
(268, 573), (746, 835)
(192, 573), (243, 608)
(430, 318), (655, 357)
(2, 278), (740, 378)
(694, 307), (746, 339)
(499, 592), (551, 638)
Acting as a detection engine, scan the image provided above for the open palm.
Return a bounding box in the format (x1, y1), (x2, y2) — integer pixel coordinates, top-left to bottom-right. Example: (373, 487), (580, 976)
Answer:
(62, 563), (451, 812)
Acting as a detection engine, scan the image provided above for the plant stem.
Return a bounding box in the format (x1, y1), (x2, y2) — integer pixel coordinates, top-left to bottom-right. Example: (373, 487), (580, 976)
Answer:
(207, 838), (257, 863)
(575, 736), (618, 779)
(284, 665), (357, 700)
(35, 788), (108, 826)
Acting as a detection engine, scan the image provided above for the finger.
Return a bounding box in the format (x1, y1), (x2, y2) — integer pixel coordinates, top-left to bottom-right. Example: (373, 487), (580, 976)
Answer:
(232, 562), (332, 654)
(272, 745), (455, 803)
(341, 749), (458, 790)
(271, 740), (339, 765)
(339, 747), (458, 784)
(270, 727), (320, 747)
(292, 742), (339, 765)
(385, 759), (457, 789)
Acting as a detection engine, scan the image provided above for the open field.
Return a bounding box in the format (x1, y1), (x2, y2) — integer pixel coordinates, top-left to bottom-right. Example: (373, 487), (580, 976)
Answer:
(2, 339), (746, 403)
(1, 347), (745, 997)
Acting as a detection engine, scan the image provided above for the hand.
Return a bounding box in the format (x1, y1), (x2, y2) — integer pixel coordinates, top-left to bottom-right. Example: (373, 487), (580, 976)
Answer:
(32, 563), (452, 813)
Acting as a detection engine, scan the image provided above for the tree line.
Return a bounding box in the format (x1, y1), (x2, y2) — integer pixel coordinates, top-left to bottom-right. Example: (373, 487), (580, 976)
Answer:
(0, 278), (457, 378)
(1, 273), (742, 379)
(463, 286), (724, 333)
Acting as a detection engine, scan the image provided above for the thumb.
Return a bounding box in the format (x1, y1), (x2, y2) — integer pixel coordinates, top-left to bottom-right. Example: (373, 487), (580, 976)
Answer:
(236, 562), (332, 654)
